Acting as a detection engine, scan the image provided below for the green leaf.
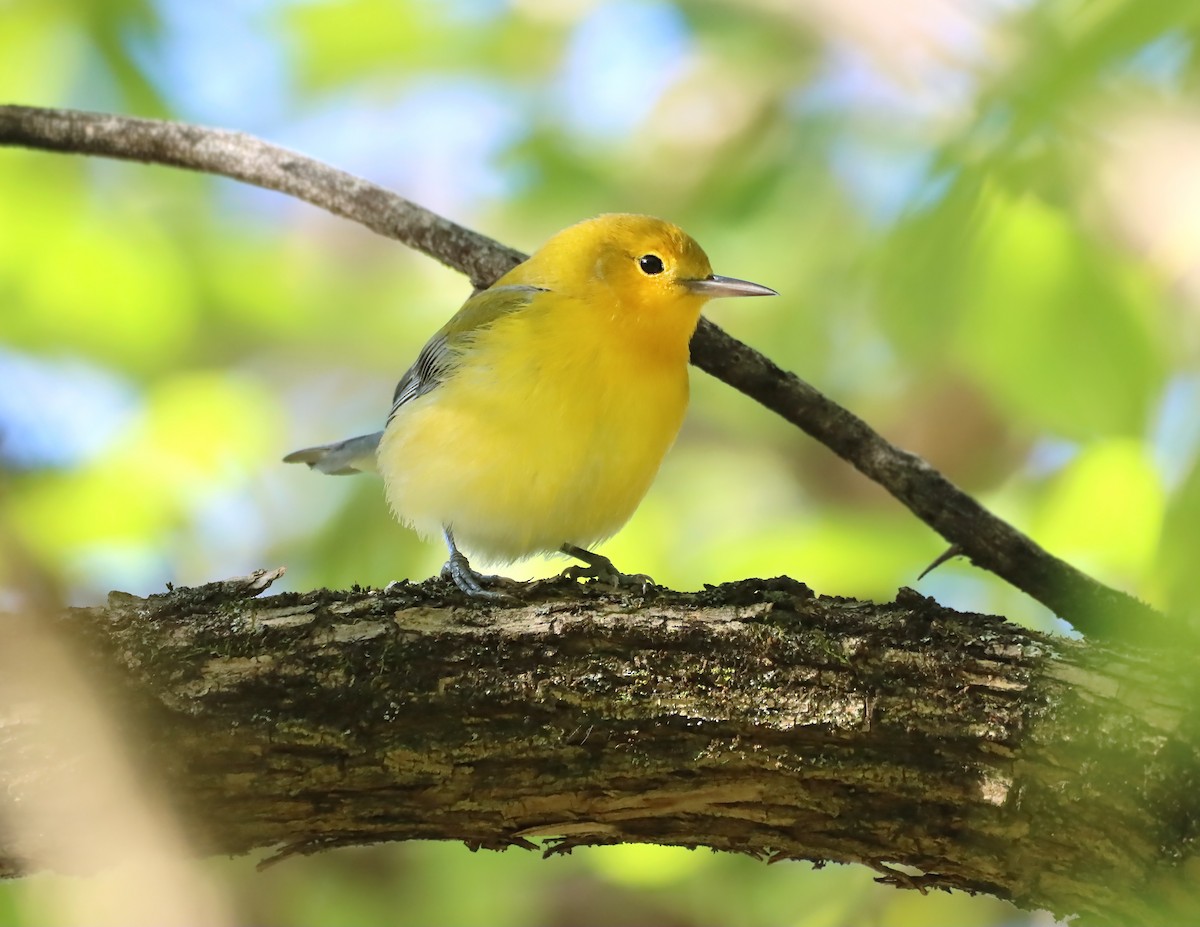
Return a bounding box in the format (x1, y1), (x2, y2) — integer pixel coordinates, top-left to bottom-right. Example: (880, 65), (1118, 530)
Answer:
(952, 187), (1165, 438)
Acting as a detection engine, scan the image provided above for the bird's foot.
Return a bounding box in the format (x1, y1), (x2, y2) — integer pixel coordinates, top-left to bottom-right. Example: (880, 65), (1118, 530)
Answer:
(560, 545), (655, 593)
(440, 551), (520, 600)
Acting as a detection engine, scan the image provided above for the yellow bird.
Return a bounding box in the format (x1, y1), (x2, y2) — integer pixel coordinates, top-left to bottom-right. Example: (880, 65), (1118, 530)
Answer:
(285, 214), (776, 596)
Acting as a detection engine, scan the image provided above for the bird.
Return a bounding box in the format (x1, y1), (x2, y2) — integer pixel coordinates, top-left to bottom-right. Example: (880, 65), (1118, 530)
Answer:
(284, 213), (777, 597)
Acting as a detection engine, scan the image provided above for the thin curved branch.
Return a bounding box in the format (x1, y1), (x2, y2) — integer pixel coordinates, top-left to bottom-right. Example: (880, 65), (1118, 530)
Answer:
(0, 103), (1165, 638)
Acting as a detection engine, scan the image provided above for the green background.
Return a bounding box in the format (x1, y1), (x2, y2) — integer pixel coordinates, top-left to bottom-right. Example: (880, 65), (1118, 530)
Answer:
(3, 0), (1199, 923)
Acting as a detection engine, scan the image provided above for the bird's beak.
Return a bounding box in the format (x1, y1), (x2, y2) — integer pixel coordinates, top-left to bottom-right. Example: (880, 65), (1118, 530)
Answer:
(684, 274), (778, 299)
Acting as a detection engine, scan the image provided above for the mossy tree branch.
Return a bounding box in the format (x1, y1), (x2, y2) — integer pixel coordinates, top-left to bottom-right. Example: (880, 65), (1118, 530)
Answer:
(2, 572), (1197, 926)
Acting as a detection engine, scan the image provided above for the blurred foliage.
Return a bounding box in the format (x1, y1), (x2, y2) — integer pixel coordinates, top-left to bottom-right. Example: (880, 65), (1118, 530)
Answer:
(3, 0), (1200, 924)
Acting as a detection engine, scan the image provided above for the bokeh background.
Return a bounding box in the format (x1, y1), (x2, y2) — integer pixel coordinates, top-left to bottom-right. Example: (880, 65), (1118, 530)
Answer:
(3, 0), (1200, 924)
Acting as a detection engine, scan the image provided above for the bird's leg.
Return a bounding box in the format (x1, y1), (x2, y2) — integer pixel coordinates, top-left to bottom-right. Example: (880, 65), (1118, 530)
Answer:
(560, 544), (655, 591)
(440, 527), (517, 600)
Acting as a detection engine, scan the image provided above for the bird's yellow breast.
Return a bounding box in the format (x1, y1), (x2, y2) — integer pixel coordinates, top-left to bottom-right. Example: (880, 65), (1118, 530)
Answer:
(376, 290), (691, 562)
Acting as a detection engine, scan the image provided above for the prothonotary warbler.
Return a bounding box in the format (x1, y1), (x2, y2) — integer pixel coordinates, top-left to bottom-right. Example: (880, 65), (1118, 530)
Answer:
(284, 213), (776, 597)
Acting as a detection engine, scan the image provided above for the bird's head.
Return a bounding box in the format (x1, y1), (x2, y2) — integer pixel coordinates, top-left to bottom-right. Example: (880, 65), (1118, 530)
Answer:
(511, 214), (776, 335)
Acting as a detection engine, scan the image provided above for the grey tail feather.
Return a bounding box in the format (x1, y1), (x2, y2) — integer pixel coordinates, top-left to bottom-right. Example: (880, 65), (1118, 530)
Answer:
(282, 432), (383, 475)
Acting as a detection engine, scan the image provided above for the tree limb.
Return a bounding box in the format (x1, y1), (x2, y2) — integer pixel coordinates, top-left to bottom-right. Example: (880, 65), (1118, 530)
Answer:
(0, 103), (1165, 639)
(2, 572), (1196, 926)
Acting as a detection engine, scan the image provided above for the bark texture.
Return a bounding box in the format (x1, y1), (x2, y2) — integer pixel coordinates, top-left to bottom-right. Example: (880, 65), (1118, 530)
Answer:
(2, 571), (1196, 926)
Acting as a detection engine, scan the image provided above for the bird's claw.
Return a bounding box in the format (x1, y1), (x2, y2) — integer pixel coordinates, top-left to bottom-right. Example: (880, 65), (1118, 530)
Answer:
(560, 548), (655, 593)
(562, 566), (656, 594)
(441, 553), (519, 600)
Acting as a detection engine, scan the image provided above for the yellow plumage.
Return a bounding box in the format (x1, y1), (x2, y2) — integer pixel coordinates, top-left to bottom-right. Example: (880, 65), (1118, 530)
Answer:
(286, 213), (775, 594)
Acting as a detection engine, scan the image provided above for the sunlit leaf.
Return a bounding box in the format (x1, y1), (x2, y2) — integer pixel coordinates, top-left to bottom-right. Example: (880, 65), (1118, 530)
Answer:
(1032, 437), (1165, 581)
(953, 187), (1165, 438)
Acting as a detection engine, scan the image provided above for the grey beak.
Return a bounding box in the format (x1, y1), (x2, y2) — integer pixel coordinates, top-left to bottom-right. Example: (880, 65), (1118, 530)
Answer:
(684, 274), (778, 298)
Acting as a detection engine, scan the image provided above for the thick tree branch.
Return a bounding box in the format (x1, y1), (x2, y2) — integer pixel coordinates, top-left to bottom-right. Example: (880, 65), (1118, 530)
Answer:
(0, 103), (1165, 638)
(2, 573), (1196, 926)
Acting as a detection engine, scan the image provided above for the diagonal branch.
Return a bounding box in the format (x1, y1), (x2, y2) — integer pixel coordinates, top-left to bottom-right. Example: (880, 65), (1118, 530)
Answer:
(3, 572), (1196, 926)
(0, 103), (1165, 638)
(687, 324), (1166, 639)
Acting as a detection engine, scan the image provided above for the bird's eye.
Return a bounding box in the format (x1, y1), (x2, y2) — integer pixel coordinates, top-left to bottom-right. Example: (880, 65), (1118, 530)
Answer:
(638, 254), (665, 275)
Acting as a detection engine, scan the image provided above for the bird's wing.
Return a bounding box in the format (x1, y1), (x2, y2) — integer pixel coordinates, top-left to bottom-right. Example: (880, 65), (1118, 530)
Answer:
(387, 284), (546, 422)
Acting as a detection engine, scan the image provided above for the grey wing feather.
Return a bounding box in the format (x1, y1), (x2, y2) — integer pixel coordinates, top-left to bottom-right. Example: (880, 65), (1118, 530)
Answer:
(386, 284), (546, 424)
(388, 333), (453, 419)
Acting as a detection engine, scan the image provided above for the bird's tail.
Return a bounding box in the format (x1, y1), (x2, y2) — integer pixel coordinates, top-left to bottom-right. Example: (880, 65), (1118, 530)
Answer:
(282, 432), (383, 475)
